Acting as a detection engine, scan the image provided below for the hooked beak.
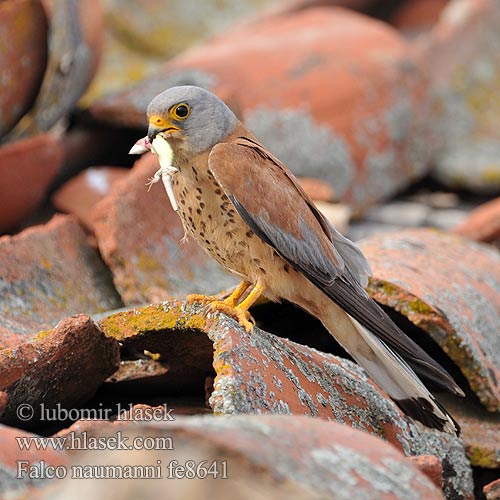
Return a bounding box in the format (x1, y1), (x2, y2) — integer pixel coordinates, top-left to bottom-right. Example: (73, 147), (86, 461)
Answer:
(147, 115), (180, 141)
(147, 124), (165, 141)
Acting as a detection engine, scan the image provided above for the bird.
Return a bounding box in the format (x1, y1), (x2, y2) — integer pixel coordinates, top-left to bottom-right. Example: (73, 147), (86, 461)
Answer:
(137, 85), (464, 435)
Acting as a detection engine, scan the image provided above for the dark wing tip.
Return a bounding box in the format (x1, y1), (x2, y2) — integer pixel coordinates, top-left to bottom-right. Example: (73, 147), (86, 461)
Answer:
(396, 397), (461, 436)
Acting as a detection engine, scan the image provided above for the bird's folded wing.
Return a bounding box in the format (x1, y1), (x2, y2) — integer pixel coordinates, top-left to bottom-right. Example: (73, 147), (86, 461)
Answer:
(209, 137), (463, 397)
(209, 137), (346, 286)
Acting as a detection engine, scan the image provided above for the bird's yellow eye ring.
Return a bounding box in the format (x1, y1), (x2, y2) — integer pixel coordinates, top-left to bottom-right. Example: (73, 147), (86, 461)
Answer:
(171, 103), (190, 120)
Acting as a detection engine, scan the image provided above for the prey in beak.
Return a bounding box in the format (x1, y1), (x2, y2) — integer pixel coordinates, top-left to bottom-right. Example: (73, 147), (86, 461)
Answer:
(129, 130), (179, 213)
(129, 135), (151, 155)
(130, 114), (182, 156)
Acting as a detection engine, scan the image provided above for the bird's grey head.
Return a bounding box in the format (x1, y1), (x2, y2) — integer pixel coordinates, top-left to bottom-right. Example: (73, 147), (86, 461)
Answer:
(146, 86), (237, 155)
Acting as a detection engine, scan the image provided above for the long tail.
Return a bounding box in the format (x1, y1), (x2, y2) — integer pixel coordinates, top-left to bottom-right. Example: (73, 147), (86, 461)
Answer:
(321, 305), (460, 435)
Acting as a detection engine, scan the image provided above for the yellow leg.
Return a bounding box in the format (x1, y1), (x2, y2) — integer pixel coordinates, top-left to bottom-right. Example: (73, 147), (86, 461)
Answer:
(209, 279), (266, 333)
(235, 280), (265, 311)
(224, 280), (251, 307)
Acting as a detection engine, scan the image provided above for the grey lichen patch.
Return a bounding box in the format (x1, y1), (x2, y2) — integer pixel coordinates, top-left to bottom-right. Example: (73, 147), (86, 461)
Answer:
(351, 83), (431, 207)
(0, 220), (122, 339)
(244, 106), (355, 199)
(413, 429), (474, 500)
(430, 3), (500, 193)
(247, 370), (270, 408)
(207, 308), (470, 494)
(126, 234), (237, 304)
(310, 447), (433, 500)
(434, 141), (500, 193)
(209, 374), (243, 414)
(209, 322), (422, 452)
(272, 375), (283, 392)
(321, 358), (413, 447)
(362, 230), (500, 410)
(270, 399), (291, 414)
(145, 415), (443, 498)
(383, 98), (414, 145)
(297, 387), (318, 417)
(316, 392), (329, 408)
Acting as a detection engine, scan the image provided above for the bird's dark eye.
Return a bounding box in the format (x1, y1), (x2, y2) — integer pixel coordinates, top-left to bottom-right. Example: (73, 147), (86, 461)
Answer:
(174, 104), (189, 119)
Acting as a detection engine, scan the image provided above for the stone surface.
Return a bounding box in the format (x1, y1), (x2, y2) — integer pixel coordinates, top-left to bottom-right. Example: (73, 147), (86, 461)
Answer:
(0, 423), (68, 496)
(99, 299), (473, 498)
(359, 228), (500, 412)
(0, 315), (119, 429)
(82, 0), (276, 104)
(0, 0), (48, 138)
(421, 0), (500, 193)
(265, 0), (379, 17)
(99, 301), (215, 395)
(0, 133), (63, 233)
(364, 201), (432, 227)
(441, 394), (500, 469)
(426, 208), (469, 231)
(360, 198), (470, 232)
(91, 7), (432, 208)
(407, 455), (443, 490)
(52, 166), (129, 232)
(348, 193), (472, 241)
(408, 191), (460, 210)
(100, 300), (418, 451)
(156, 415), (445, 499)
(207, 307), (418, 453)
(49, 414), (442, 499)
(92, 153), (236, 305)
(0, 214), (122, 348)
(206, 301), (472, 499)
(484, 479), (500, 500)
(105, 358), (169, 385)
(454, 196), (500, 247)
(314, 201), (351, 235)
(298, 176), (335, 202)
(5, 0), (103, 141)
(390, 0), (449, 35)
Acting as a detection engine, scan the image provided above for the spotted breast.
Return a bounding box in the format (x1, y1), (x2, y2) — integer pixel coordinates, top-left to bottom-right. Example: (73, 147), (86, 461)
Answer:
(171, 155), (258, 279)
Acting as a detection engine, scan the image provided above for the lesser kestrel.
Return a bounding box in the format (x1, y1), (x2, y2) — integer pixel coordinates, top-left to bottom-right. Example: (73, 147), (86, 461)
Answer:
(132, 85), (463, 434)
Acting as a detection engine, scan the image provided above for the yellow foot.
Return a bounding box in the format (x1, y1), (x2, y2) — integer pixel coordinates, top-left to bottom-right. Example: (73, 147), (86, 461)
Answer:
(186, 293), (217, 305)
(208, 301), (255, 333)
(188, 279), (266, 333)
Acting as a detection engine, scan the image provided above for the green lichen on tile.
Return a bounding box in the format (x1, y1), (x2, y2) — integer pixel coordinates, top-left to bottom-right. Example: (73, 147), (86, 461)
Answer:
(367, 276), (500, 411)
(212, 343), (234, 380)
(366, 278), (399, 298)
(481, 166), (500, 183)
(1, 348), (15, 359)
(366, 278), (435, 317)
(439, 327), (499, 411)
(465, 444), (499, 468)
(404, 298), (434, 316)
(30, 328), (54, 342)
(99, 301), (207, 340)
(135, 253), (163, 274)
